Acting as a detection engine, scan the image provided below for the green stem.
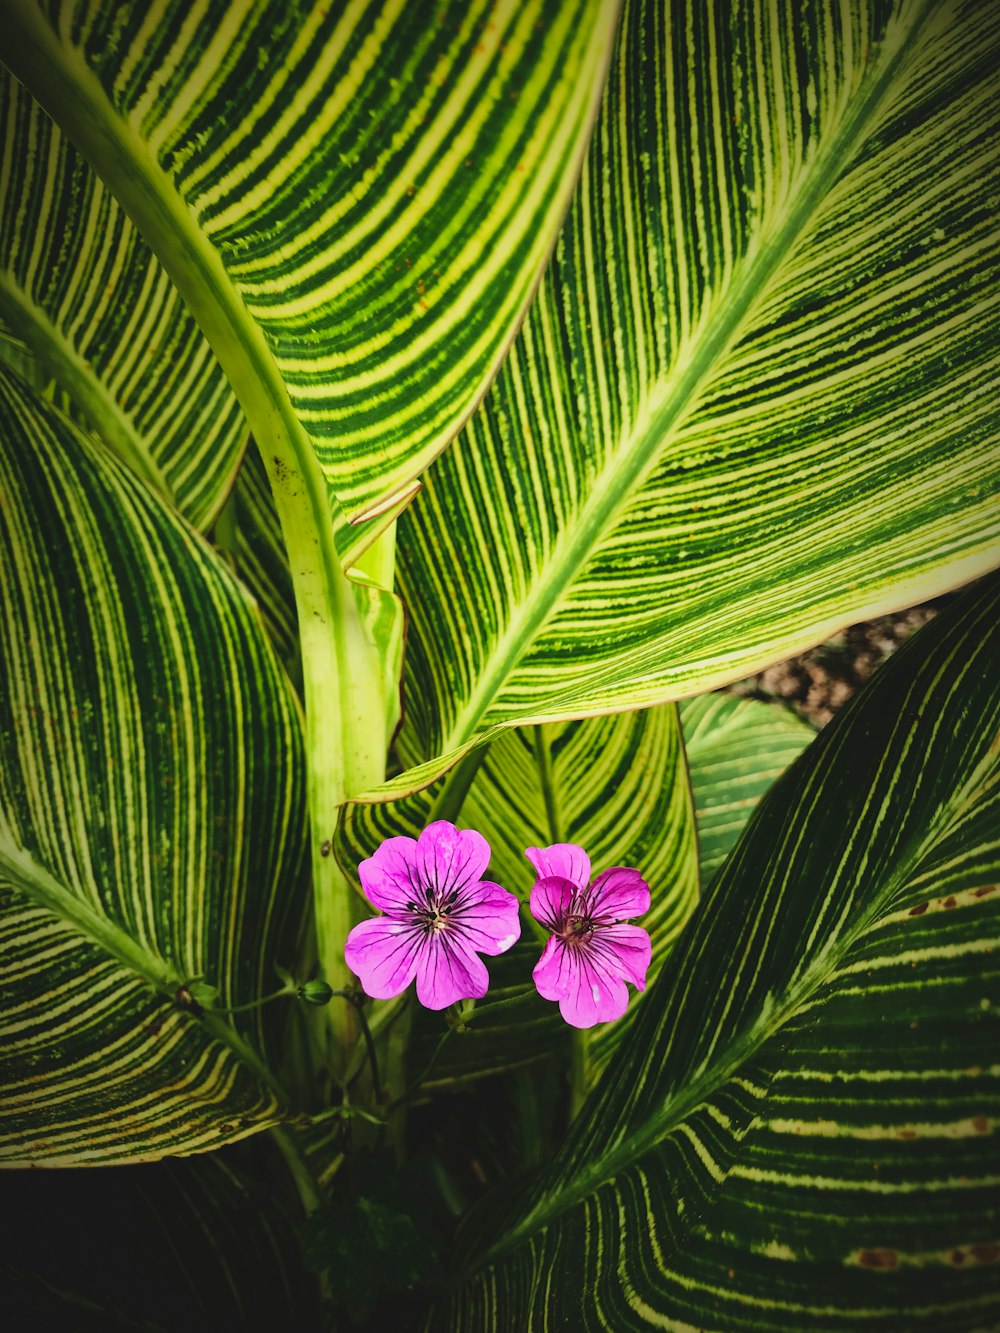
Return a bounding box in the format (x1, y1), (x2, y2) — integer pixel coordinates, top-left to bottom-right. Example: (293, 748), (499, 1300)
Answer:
(269, 1125), (323, 1213)
(387, 1028), (454, 1110)
(568, 1028), (587, 1122)
(0, 7), (392, 1074)
(0, 841), (297, 1113)
(221, 987), (292, 1014)
(351, 520), (397, 589)
(333, 991), (383, 1106)
(460, 989), (538, 1023)
(341, 994), (409, 1086)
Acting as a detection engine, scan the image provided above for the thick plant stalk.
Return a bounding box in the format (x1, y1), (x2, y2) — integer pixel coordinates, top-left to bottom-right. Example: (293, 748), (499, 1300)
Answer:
(275, 474), (388, 1069)
(1, 6), (391, 1071)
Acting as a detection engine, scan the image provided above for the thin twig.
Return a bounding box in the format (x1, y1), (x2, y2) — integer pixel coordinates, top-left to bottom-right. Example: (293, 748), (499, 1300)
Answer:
(332, 989), (383, 1105)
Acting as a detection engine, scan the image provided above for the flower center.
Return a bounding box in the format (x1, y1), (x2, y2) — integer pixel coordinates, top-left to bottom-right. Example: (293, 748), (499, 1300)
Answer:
(558, 912), (595, 946)
(406, 884), (457, 934)
(425, 905), (452, 933)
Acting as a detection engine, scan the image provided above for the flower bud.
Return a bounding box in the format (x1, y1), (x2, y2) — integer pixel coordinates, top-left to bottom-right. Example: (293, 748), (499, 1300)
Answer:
(298, 979), (335, 1006)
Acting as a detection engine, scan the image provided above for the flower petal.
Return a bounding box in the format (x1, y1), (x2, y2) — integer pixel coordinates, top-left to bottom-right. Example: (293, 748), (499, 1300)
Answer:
(529, 875), (574, 931)
(587, 923), (651, 990)
(344, 915), (421, 1000)
(558, 960), (630, 1029)
(415, 821), (491, 898)
(525, 843), (590, 888)
(450, 881), (522, 955)
(532, 937), (630, 1028)
(531, 935), (573, 1001)
(414, 931), (489, 1010)
(586, 866), (650, 921)
(357, 835), (422, 913)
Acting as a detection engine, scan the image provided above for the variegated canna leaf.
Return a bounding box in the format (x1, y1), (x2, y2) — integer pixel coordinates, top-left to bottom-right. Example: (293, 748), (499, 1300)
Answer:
(0, 69), (246, 529)
(392, 0), (1000, 781)
(681, 694), (815, 886)
(436, 573), (1000, 1331)
(211, 438), (303, 689)
(0, 0), (619, 524)
(0, 364), (308, 1164)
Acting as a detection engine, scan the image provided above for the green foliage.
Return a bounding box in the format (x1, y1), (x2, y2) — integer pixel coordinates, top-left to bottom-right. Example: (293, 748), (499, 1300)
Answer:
(340, 704), (699, 1089)
(385, 0), (1000, 787)
(0, 0), (997, 1327)
(303, 1149), (444, 1322)
(680, 694), (816, 885)
(0, 365), (308, 1162)
(0, 1143), (319, 1331)
(436, 574), (1000, 1330)
(0, 69), (246, 527)
(0, 0), (618, 524)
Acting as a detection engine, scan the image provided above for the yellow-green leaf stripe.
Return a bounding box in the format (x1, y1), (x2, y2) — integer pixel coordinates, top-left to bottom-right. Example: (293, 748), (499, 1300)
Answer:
(397, 0), (1000, 773)
(439, 573), (1000, 1329)
(0, 364), (308, 1164)
(0, 0), (619, 522)
(0, 69), (246, 529)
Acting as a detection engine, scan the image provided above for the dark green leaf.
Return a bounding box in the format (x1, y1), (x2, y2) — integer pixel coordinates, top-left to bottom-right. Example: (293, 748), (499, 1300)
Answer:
(0, 1142), (319, 1331)
(0, 364), (309, 1162)
(438, 572), (1000, 1329)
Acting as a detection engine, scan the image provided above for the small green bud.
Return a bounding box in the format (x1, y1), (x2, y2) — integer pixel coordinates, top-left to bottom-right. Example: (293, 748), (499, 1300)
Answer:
(298, 979), (335, 1006)
(185, 980), (220, 1009)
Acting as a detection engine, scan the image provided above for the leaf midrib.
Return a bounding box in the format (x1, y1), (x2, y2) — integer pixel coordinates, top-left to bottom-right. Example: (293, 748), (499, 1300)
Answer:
(0, 4), (341, 568)
(0, 274), (173, 502)
(469, 796), (975, 1274)
(0, 837), (290, 1107)
(473, 678), (1000, 1279)
(440, 0), (936, 754)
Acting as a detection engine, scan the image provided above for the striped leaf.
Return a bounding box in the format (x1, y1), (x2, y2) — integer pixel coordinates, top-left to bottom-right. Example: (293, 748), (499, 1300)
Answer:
(0, 69), (246, 529)
(436, 572), (1000, 1330)
(211, 438), (303, 689)
(0, 363), (309, 1164)
(394, 0), (1000, 777)
(681, 694), (815, 886)
(339, 707), (698, 1090)
(0, 0), (619, 523)
(0, 1143), (318, 1329)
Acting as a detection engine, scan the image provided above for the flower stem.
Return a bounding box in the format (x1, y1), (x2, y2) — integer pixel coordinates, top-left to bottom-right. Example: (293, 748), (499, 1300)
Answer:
(352, 999), (384, 1107)
(460, 989), (538, 1022)
(332, 990), (383, 1106)
(269, 1125), (323, 1213)
(221, 987), (293, 1014)
(568, 1029), (587, 1122)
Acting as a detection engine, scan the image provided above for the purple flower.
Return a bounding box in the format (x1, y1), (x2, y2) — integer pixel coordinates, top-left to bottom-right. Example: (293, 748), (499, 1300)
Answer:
(345, 821), (521, 1010)
(526, 843), (651, 1029)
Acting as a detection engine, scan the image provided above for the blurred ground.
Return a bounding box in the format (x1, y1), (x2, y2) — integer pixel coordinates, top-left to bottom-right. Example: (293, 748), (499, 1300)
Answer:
(727, 602), (946, 727)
